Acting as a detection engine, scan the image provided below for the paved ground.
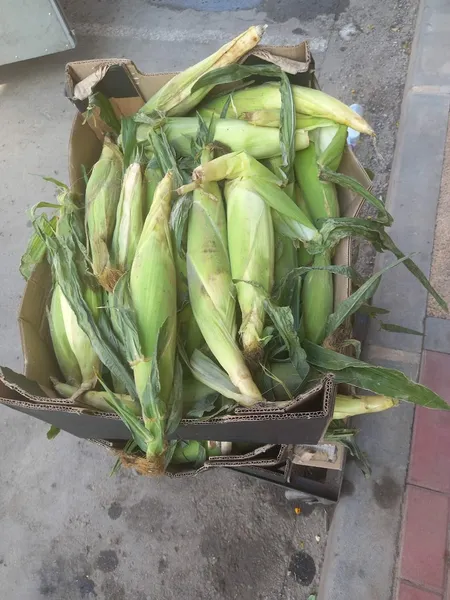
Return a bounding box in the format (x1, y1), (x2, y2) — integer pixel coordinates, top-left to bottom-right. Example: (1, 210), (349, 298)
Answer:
(0, 0), (419, 599)
(320, 0), (450, 598)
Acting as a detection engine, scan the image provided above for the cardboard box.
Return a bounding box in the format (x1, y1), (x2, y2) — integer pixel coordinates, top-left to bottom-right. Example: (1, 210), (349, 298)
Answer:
(233, 460), (345, 504)
(0, 42), (371, 448)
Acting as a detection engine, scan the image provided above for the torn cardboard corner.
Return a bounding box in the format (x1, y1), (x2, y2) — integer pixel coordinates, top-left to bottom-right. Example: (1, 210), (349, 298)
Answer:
(63, 40), (317, 141)
(292, 442), (345, 471)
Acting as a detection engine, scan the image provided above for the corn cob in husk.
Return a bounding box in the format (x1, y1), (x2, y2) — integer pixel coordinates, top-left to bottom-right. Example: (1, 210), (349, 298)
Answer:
(85, 136), (124, 292)
(199, 82), (374, 135)
(139, 25), (265, 116)
(137, 118), (309, 160)
(187, 147), (262, 403)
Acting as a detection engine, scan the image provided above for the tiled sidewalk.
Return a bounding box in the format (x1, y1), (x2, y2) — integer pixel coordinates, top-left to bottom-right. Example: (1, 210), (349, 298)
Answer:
(320, 0), (450, 594)
(397, 354), (450, 599)
(395, 123), (450, 598)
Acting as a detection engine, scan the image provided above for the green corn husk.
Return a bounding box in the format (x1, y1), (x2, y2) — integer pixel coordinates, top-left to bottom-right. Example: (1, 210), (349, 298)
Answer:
(175, 249), (204, 360)
(130, 170), (178, 458)
(302, 251), (334, 345)
(205, 109), (335, 131)
(295, 186), (314, 267)
(139, 25), (265, 117)
(294, 124), (347, 226)
(333, 394), (399, 420)
(171, 440), (229, 465)
(187, 147), (262, 403)
(263, 361), (303, 402)
(59, 284), (102, 388)
(180, 151), (320, 245)
(136, 118), (309, 160)
(199, 82), (374, 135)
(109, 162), (144, 284)
(53, 381), (140, 415)
(226, 177), (275, 361)
(49, 285), (82, 386)
(144, 159), (163, 214)
(85, 136), (124, 292)
(264, 157), (298, 287)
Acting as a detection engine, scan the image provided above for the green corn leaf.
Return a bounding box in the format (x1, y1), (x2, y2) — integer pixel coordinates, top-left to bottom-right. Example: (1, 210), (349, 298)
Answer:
(165, 356), (183, 436)
(379, 323), (424, 336)
(186, 393), (220, 418)
(109, 274), (142, 365)
(170, 193), (193, 258)
(219, 94), (232, 119)
(324, 429), (371, 477)
(279, 72), (296, 183)
(340, 339), (362, 359)
(38, 215), (138, 401)
(317, 125), (348, 172)
(192, 63), (287, 92)
(181, 347), (242, 406)
(41, 177), (69, 190)
(324, 256), (408, 339)
(20, 215), (57, 280)
(358, 303), (390, 317)
(46, 425), (60, 440)
(316, 216), (448, 311)
(304, 340), (450, 410)
(319, 167), (393, 226)
(110, 439), (139, 476)
(99, 376), (151, 454)
(120, 116), (139, 169)
(85, 91), (121, 135)
(194, 63), (296, 181)
(263, 298), (310, 382)
(274, 263), (364, 303)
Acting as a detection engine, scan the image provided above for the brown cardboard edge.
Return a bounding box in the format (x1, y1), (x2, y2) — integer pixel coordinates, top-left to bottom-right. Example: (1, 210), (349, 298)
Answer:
(292, 442), (345, 471)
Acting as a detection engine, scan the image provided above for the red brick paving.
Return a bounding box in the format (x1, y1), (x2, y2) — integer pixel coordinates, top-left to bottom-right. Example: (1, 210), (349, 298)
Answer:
(409, 406), (450, 494)
(395, 349), (450, 600)
(418, 351), (450, 405)
(399, 485), (448, 591)
(398, 581), (442, 600)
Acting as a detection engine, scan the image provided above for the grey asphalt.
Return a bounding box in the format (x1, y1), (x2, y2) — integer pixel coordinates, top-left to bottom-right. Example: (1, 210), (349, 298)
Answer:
(0, 0), (418, 599)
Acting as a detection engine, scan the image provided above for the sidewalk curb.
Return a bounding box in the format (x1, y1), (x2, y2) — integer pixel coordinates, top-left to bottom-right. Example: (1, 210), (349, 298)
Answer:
(318, 0), (450, 597)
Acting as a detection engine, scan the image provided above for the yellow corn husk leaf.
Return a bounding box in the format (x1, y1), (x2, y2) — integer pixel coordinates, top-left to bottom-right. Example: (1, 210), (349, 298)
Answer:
(110, 162), (144, 281)
(59, 285), (102, 386)
(49, 285), (82, 385)
(136, 118), (309, 160)
(187, 148), (261, 403)
(130, 171), (177, 437)
(302, 251), (334, 345)
(333, 394), (399, 419)
(187, 151), (320, 244)
(144, 159), (163, 215)
(85, 136), (124, 291)
(225, 177), (275, 361)
(53, 381), (140, 415)
(139, 25), (265, 117)
(200, 82), (374, 135)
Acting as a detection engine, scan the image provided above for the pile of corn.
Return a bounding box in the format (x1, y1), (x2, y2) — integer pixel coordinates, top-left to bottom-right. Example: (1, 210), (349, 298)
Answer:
(24, 25), (448, 472)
